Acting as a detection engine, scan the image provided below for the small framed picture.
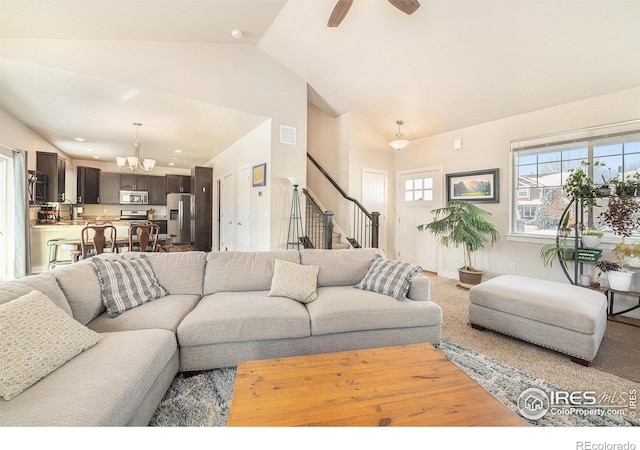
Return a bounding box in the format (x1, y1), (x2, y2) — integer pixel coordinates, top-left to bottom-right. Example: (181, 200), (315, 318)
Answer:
(446, 168), (499, 203)
(252, 163), (267, 187)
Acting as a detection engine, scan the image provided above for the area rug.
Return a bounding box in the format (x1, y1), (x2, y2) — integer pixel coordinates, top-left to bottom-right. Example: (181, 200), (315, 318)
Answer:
(149, 339), (640, 427)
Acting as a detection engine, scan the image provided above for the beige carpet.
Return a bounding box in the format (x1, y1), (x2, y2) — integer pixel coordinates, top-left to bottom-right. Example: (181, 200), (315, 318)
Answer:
(429, 276), (640, 395)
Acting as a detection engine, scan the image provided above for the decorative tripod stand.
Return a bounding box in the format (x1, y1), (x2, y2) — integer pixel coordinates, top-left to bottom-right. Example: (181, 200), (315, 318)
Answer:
(287, 183), (305, 250)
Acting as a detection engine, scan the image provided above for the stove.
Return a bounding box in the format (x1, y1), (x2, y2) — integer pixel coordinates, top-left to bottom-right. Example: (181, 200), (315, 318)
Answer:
(120, 210), (148, 221)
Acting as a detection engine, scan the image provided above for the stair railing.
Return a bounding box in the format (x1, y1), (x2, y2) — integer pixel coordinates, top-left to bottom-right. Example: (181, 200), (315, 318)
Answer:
(307, 153), (379, 248)
(301, 189), (334, 249)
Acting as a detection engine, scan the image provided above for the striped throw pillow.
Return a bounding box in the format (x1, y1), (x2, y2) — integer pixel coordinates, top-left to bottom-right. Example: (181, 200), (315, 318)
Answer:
(91, 255), (167, 318)
(355, 254), (421, 300)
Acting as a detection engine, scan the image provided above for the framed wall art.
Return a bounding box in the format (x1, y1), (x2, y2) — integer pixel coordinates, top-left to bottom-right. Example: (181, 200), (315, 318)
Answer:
(446, 168), (499, 203)
(252, 163), (267, 187)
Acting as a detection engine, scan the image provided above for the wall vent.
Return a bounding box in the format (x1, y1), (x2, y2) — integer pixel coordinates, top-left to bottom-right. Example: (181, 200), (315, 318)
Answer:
(280, 126), (297, 145)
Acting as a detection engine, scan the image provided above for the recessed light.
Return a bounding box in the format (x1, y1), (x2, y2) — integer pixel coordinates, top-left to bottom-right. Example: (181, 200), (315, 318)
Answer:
(85, 148), (93, 152)
(168, 162), (175, 166)
(231, 29), (243, 39)
(92, 155), (100, 159)
(74, 137), (85, 142)
(174, 149), (182, 153)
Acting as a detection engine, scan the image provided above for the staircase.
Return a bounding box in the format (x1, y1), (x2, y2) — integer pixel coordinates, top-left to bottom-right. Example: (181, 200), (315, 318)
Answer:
(302, 153), (379, 250)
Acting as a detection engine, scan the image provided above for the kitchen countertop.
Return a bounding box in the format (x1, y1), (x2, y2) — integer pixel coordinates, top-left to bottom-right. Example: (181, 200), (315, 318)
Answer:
(31, 217), (168, 228)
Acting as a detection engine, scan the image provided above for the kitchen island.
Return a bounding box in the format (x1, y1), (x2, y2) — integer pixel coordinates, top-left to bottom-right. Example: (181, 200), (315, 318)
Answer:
(30, 219), (169, 273)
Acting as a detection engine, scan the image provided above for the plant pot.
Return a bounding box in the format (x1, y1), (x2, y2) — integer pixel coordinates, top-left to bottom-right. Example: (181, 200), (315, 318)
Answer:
(606, 270), (634, 292)
(458, 268), (484, 290)
(595, 187), (611, 197)
(581, 235), (602, 249)
(627, 256), (640, 268)
(579, 274), (591, 287)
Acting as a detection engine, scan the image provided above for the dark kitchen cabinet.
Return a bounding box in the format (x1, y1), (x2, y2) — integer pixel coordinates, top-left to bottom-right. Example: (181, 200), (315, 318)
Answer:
(36, 152), (65, 202)
(191, 166), (212, 251)
(166, 174), (190, 193)
(148, 175), (166, 205)
(120, 174), (149, 191)
(76, 166), (100, 204)
(99, 172), (120, 204)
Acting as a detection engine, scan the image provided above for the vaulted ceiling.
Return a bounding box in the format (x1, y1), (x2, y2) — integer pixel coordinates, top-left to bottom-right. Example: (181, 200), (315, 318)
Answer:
(1, 0), (638, 169)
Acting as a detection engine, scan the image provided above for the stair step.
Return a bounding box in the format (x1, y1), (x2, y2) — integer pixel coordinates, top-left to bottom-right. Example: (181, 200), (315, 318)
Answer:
(332, 242), (351, 250)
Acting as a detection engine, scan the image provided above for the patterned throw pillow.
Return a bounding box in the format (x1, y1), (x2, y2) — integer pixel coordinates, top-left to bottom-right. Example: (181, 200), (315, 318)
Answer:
(91, 255), (167, 318)
(355, 254), (422, 300)
(268, 259), (320, 303)
(0, 290), (101, 400)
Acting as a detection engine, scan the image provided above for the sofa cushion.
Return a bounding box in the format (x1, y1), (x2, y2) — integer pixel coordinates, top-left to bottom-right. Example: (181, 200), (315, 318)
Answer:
(51, 254), (120, 325)
(92, 255), (167, 318)
(87, 294), (200, 333)
(307, 286), (443, 336)
(0, 329), (177, 426)
(0, 273), (72, 317)
(268, 259), (319, 303)
(204, 250), (300, 294)
(355, 254), (421, 300)
(122, 251), (206, 296)
(0, 290), (101, 400)
(300, 248), (384, 287)
(178, 291), (311, 345)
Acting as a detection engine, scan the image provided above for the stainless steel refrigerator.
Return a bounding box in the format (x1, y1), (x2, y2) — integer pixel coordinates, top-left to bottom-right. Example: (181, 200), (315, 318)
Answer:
(167, 193), (192, 244)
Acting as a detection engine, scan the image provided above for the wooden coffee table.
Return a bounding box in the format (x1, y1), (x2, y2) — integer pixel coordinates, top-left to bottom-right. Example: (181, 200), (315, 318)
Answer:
(227, 343), (527, 426)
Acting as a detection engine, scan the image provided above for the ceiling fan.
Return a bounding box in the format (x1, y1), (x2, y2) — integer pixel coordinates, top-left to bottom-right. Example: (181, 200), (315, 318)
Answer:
(328, 0), (420, 27)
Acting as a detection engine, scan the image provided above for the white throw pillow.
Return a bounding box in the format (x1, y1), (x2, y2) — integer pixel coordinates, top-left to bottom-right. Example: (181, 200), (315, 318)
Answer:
(0, 290), (101, 400)
(268, 259), (320, 303)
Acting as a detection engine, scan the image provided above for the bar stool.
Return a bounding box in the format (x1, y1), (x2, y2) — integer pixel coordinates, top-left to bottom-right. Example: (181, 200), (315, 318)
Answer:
(46, 239), (73, 270)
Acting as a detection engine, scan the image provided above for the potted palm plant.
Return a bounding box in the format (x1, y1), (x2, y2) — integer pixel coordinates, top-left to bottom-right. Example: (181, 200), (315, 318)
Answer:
(417, 200), (499, 289)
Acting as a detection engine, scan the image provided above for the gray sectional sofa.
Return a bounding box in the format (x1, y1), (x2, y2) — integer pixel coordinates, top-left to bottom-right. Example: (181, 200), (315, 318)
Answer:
(0, 248), (443, 426)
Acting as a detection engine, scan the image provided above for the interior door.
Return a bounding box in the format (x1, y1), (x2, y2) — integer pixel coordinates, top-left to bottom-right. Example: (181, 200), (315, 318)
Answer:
(236, 165), (251, 251)
(220, 172), (236, 251)
(396, 168), (442, 272)
(362, 168), (387, 253)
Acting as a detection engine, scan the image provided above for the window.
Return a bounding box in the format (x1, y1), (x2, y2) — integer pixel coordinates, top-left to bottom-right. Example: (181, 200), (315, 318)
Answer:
(404, 177), (433, 202)
(512, 125), (640, 238)
(0, 151), (11, 281)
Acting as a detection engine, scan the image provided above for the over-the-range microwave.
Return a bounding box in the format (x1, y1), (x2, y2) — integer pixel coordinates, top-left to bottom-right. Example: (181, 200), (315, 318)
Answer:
(119, 190), (149, 205)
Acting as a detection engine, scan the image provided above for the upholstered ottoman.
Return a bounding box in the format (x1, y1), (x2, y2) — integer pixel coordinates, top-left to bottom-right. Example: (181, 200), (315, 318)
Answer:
(468, 275), (607, 366)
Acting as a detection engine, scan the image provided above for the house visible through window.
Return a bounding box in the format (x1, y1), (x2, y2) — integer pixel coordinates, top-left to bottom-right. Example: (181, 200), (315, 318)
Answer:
(511, 125), (640, 238)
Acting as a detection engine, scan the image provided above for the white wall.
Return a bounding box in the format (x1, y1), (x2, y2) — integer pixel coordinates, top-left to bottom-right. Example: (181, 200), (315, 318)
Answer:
(0, 106), (72, 168)
(210, 120), (272, 251)
(394, 87), (640, 282)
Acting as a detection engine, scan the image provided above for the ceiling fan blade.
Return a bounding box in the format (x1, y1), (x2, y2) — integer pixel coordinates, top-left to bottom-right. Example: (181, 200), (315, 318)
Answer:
(388, 0), (420, 15)
(327, 0), (354, 27)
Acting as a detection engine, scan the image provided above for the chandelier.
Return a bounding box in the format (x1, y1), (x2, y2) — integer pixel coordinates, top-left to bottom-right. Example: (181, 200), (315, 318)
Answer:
(116, 122), (156, 172)
(389, 120), (410, 150)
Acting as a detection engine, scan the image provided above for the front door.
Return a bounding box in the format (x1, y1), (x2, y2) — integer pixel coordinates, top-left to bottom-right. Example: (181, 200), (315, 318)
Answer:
(396, 168), (443, 272)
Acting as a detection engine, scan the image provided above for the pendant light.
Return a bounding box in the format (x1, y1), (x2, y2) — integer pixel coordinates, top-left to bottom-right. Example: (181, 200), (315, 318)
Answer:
(389, 120), (410, 150)
(116, 122), (156, 172)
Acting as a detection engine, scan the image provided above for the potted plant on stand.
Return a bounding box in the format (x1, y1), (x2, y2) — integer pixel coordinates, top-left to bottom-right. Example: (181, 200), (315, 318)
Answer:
(581, 228), (604, 249)
(417, 200), (499, 289)
(593, 260), (622, 289)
